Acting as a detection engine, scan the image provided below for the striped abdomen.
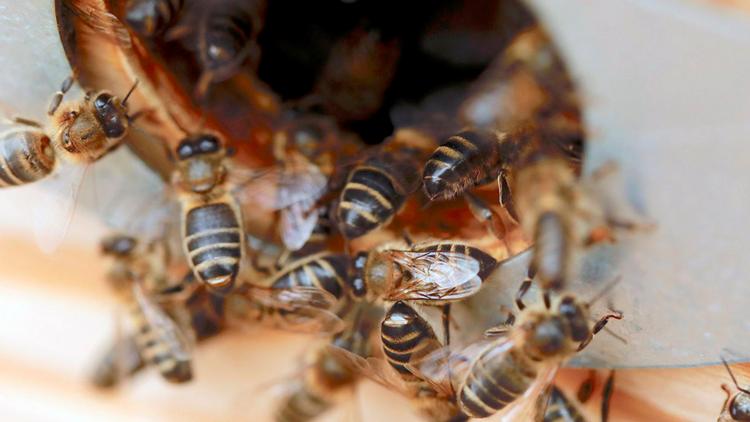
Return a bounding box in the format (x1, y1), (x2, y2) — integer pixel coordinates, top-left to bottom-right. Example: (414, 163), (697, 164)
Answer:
(125, 0), (185, 37)
(201, 2), (261, 72)
(271, 253), (349, 300)
(422, 129), (501, 201)
(183, 201), (243, 293)
(0, 130), (55, 187)
(381, 301), (441, 383)
(411, 242), (498, 280)
(129, 301), (192, 383)
(458, 346), (538, 418)
(337, 151), (419, 239)
(543, 386), (586, 422)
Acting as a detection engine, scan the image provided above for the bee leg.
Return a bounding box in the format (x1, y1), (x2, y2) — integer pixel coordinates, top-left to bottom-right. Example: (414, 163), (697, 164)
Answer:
(601, 370), (615, 422)
(442, 304), (451, 345)
(515, 265), (536, 311)
(9, 116), (43, 128)
(402, 229), (414, 247)
(463, 192), (508, 242)
(577, 311), (623, 351)
(48, 75), (74, 116)
(576, 369), (597, 403)
(720, 384), (733, 415)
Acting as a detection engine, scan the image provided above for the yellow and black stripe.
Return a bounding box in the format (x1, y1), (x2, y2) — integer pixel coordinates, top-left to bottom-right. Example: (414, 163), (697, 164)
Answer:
(275, 384), (331, 422)
(422, 129), (502, 201)
(543, 386), (586, 422)
(183, 201), (243, 293)
(458, 346), (537, 418)
(337, 151), (419, 239)
(130, 300), (192, 384)
(381, 301), (441, 383)
(126, 0), (185, 37)
(270, 252), (349, 300)
(0, 130), (55, 187)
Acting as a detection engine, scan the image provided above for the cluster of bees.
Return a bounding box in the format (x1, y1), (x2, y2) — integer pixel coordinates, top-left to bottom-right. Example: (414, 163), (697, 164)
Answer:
(2, 0), (748, 420)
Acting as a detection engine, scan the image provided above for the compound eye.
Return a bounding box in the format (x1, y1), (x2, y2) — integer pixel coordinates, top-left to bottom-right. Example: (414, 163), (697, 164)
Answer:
(559, 296), (577, 316)
(177, 141), (194, 160)
(94, 93), (113, 110)
(198, 135), (220, 153)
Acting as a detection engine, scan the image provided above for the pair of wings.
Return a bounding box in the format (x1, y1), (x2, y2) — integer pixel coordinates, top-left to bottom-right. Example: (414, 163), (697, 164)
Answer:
(230, 285), (345, 336)
(325, 336), (561, 422)
(384, 249), (483, 302)
(231, 154), (329, 252)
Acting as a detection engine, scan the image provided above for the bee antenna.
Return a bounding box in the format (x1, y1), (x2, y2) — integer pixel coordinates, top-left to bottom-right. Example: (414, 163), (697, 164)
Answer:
(586, 276), (622, 306)
(122, 79), (140, 106)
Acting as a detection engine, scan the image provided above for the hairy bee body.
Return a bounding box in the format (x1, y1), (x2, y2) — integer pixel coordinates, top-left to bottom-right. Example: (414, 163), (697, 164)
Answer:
(543, 386), (586, 422)
(337, 149), (421, 239)
(128, 295), (193, 383)
(270, 252), (349, 300)
(181, 194), (244, 293)
(126, 0), (185, 37)
(458, 345), (538, 418)
(0, 130), (55, 187)
(422, 127), (536, 202)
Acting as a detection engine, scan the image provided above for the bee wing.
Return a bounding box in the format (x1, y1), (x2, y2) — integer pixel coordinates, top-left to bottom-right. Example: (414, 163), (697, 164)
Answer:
(487, 361), (561, 422)
(64, 1), (132, 49)
(31, 162), (87, 254)
(279, 199), (319, 251)
(238, 286), (345, 335)
(323, 345), (412, 396)
(234, 158), (328, 210)
(132, 282), (193, 360)
(386, 250), (482, 301)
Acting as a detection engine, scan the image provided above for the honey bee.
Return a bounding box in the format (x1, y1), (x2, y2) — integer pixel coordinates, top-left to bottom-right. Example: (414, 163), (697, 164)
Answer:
(719, 358), (750, 421)
(169, 0), (267, 98)
(172, 133), (245, 294)
(0, 77), (138, 188)
(348, 241), (496, 305)
(267, 252), (350, 303)
(336, 129), (431, 240)
(96, 234), (196, 384)
(326, 301), (465, 422)
(421, 126), (537, 203)
(125, 0), (185, 38)
(510, 158), (647, 292)
(444, 293), (622, 419)
(274, 300), (383, 422)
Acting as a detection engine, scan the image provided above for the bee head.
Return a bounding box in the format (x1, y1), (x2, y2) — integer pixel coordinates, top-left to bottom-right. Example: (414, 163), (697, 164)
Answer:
(557, 295), (591, 343)
(347, 252), (370, 299)
(91, 84), (135, 141)
(522, 313), (569, 360)
(100, 234), (138, 258)
(175, 133), (226, 193)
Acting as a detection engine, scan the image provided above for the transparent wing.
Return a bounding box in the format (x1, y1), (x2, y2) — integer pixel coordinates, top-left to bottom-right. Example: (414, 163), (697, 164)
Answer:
(386, 250), (481, 301)
(402, 344), (455, 398)
(234, 157), (328, 210)
(235, 285), (345, 335)
(132, 282), (193, 360)
(64, 1), (132, 49)
(486, 361), (560, 422)
(279, 199), (319, 251)
(323, 345), (412, 397)
(31, 162), (87, 254)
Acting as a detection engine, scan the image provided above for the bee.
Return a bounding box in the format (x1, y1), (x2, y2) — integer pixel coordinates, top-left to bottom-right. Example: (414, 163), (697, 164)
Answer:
(445, 292), (622, 419)
(267, 252), (350, 303)
(274, 300), (383, 422)
(422, 124), (538, 201)
(510, 158), (647, 292)
(96, 234), (195, 384)
(169, 0), (266, 98)
(719, 358), (750, 421)
(125, 0), (185, 38)
(238, 113), (336, 254)
(0, 76), (138, 188)
(327, 301), (466, 422)
(336, 129), (431, 240)
(172, 133), (245, 294)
